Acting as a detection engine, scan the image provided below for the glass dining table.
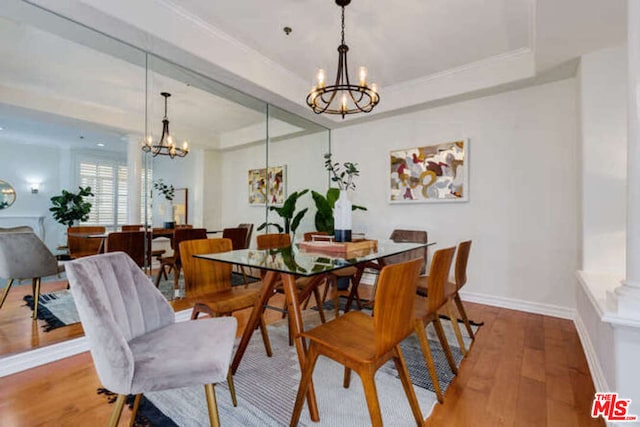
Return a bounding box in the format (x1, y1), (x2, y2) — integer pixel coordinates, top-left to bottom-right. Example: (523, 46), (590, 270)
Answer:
(195, 239), (434, 422)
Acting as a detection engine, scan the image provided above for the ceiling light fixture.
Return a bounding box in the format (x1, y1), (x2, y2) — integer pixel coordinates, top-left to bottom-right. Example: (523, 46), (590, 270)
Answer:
(142, 92), (189, 158)
(307, 0), (379, 118)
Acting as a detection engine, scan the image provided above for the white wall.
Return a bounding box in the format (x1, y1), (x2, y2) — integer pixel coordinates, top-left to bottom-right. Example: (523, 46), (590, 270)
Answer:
(331, 78), (579, 312)
(0, 142), (66, 250)
(579, 45), (628, 275)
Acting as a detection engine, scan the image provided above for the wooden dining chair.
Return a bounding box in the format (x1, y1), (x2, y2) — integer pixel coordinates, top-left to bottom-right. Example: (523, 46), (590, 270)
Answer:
(290, 258), (425, 427)
(67, 226), (106, 259)
(105, 231), (145, 267)
(237, 223), (254, 248)
(180, 238), (272, 357)
(121, 224), (143, 231)
(417, 240), (474, 349)
(155, 227), (207, 291)
(256, 233), (326, 345)
(223, 227), (251, 284)
(413, 246), (459, 403)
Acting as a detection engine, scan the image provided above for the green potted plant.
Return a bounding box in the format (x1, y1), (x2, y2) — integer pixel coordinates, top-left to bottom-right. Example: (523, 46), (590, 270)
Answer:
(49, 186), (94, 227)
(153, 179), (176, 229)
(257, 189), (309, 241)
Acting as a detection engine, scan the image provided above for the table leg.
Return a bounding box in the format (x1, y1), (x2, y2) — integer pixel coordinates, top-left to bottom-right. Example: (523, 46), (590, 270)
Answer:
(345, 265), (365, 313)
(281, 273), (320, 422)
(231, 270), (278, 374)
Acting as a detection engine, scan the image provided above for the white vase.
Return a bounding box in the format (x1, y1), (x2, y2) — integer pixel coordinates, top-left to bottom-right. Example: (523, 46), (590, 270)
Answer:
(334, 190), (352, 242)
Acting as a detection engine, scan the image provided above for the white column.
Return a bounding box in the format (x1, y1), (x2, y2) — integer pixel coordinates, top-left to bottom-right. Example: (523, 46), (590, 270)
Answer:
(127, 136), (142, 225)
(615, 0), (640, 318)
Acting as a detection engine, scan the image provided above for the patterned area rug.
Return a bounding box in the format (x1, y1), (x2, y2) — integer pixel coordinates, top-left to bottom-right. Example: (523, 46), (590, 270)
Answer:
(22, 272), (256, 331)
(100, 311), (478, 426)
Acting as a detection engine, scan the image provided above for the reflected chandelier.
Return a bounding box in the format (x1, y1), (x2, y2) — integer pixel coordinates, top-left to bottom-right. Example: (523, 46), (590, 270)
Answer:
(306, 0), (380, 118)
(142, 92), (189, 158)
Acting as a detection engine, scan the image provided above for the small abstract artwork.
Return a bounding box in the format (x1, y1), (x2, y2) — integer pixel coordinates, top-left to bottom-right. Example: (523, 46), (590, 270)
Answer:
(248, 165), (286, 206)
(389, 140), (468, 203)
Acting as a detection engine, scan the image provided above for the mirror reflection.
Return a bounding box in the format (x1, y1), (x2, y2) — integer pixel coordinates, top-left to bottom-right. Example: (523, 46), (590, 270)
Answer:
(0, 180), (16, 210)
(0, 8), (329, 360)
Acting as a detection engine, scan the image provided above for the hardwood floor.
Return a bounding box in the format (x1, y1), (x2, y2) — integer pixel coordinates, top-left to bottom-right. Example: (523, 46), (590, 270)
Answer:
(0, 286), (604, 426)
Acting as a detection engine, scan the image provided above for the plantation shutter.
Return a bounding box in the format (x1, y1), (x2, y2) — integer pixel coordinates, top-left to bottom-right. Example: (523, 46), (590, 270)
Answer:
(117, 165), (128, 225)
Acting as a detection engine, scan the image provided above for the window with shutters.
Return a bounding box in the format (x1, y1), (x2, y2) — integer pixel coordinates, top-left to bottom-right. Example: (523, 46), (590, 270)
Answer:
(76, 155), (151, 228)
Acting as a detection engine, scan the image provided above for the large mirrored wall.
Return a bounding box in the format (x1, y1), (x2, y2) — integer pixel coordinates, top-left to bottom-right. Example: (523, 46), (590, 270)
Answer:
(0, 2), (329, 357)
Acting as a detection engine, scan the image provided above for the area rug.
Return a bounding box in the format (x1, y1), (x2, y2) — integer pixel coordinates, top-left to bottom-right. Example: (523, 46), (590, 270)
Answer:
(101, 312), (477, 426)
(22, 272), (257, 331)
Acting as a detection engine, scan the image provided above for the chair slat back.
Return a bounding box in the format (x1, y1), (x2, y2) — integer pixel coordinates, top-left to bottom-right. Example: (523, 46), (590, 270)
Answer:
(172, 228), (207, 264)
(373, 257), (423, 357)
(222, 227), (249, 250)
(454, 241), (472, 290)
(106, 231), (145, 267)
(121, 224), (143, 231)
(180, 238), (233, 297)
(256, 233), (291, 250)
(426, 247), (456, 313)
(387, 229), (429, 275)
(67, 226), (106, 258)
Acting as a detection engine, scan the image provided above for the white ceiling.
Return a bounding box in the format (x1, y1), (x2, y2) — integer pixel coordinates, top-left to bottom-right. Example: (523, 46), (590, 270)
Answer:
(1, 0), (629, 139)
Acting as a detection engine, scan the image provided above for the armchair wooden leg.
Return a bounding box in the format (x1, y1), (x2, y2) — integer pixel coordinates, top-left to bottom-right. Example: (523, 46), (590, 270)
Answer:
(433, 317), (458, 375)
(129, 394), (142, 427)
(454, 293), (475, 339)
(0, 278), (14, 309)
(446, 300), (467, 356)
(290, 344), (320, 427)
(227, 370), (237, 407)
(32, 277), (42, 320)
(204, 383), (221, 427)
(258, 314), (273, 357)
(415, 320), (444, 403)
(359, 366), (383, 427)
(393, 345), (425, 425)
(108, 394), (127, 427)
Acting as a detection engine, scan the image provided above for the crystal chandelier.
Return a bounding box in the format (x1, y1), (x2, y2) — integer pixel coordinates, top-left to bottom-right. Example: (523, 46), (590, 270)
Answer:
(306, 0), (380, 118)
(142, 92), (189, 158)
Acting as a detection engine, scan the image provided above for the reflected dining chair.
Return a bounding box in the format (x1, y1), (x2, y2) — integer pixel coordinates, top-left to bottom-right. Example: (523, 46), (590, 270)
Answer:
(413, 246), (459, 403)
(121, 224), (143, 231)
(155, 227), (207, 290)
(237, 223), (254, 248)
(66, 252), (237, 427)
(222, 227), (251, 284)
(180, 238), (272, 357)
(106, 231), (145, 267)
(0, 232), (65, 319)
(67, 226), (106, 259)
(417, 240), (474, 352)
(290, 258), (425, 427)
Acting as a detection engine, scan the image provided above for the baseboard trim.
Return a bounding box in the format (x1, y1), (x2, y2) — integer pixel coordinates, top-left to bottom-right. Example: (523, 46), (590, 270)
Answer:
(459, 290), (575, 319)
(573, 311), (610, 394)
(0, 308), (193, 378)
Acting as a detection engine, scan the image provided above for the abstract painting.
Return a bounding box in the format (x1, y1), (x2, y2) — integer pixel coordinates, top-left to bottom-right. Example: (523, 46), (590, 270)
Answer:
(389, 140), (468, 203)
(248, 165), (286, 206)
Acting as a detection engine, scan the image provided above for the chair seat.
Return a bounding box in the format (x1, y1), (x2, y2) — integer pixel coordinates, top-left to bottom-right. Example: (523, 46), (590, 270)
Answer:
(302, 311), (376, 363)
(70, 250), (102, 259)
(416, 277), (456, 299)
(188, 286), (260, 314)
(331, 266), (358, 277)
(129, 316), (237, 394)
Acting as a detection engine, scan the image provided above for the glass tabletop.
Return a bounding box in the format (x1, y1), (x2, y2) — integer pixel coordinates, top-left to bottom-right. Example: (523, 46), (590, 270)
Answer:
(194, 240), (435, 277)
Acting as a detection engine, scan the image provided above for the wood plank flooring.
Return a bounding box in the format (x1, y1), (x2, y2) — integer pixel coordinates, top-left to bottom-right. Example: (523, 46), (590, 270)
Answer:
(0, 286), (604, 426)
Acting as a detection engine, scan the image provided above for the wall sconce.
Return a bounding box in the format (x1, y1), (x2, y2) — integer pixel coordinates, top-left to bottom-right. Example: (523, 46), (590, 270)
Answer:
(30, 183), (39, 194)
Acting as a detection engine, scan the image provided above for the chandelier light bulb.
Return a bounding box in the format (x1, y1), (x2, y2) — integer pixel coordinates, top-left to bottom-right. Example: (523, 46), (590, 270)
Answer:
(182, 141), (189, 151)
(317, 69), (326, 88)
(341, 93), (348, 111)
(358, 66), (367, 86)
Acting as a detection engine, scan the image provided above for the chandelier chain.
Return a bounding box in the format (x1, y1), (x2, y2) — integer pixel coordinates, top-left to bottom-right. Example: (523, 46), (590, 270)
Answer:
(341, 6), (346, 45)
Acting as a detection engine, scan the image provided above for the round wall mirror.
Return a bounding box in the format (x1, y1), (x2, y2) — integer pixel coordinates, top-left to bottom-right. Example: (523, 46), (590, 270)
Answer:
(0, 180), (17, 210)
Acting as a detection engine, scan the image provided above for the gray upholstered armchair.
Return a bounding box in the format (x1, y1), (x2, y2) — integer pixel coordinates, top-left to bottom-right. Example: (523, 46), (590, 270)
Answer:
(66, 252), (237, 427)
(0, 231), (65, 319)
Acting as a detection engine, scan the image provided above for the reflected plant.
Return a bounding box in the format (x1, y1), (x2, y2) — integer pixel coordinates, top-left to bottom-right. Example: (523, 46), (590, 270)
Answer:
(258, 190), (309, 237)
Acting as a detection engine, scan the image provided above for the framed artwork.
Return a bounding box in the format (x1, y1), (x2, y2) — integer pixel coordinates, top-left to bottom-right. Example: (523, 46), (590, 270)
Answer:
(248, 165), (287, 206)
(389, 140), (468, 203)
